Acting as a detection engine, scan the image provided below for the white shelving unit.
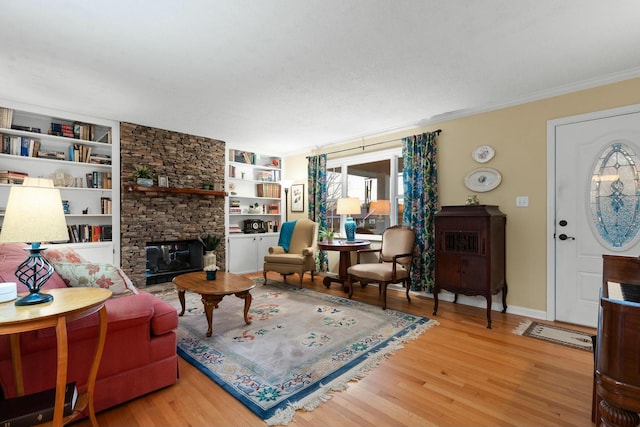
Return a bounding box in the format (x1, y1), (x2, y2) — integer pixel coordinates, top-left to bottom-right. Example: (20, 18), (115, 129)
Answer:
(0, 100), (120, 265)
(226, 148), (282, 273)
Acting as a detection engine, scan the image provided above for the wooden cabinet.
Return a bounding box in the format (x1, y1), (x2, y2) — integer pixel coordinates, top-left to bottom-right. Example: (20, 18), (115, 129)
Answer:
(432, 205), (507, 328)
(0, 101), (120, 264)
(228, 233), (279, 274)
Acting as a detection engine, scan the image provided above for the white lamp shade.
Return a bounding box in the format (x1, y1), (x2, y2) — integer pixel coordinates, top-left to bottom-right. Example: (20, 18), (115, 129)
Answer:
(0, 177), (69, 243)
(336, 197), (360, 215)
(281, 179), (294, 190)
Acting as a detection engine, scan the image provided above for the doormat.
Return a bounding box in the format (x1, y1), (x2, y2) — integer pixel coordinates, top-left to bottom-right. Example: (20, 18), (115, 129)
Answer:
(161, 280), (437, 425)
(513, 320), (594, 352)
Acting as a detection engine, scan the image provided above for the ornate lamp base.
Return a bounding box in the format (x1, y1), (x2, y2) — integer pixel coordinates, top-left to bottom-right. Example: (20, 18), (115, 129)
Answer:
(345, 217), (356, 242)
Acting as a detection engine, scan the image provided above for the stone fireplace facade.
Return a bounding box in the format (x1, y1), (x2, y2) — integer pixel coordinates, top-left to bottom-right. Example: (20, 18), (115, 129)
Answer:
(120, 122), (226, 288)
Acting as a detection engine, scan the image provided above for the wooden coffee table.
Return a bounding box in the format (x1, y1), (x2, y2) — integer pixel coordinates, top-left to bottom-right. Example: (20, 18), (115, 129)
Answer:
(172, 271), (256, 337)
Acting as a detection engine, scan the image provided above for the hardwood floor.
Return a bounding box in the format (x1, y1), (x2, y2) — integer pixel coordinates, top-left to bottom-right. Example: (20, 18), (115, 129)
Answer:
(73, 272), (596, 427)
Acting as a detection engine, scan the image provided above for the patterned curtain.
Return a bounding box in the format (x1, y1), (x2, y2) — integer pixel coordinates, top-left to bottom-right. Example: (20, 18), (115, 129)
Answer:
(402, 132), (438, 292)
(307, 154), (328, 272)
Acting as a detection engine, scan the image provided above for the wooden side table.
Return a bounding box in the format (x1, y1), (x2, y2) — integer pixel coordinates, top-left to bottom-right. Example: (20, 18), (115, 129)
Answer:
(173, 271), (256, 337)
(317, 239), (370, 291)
(0, 287), (112, 427)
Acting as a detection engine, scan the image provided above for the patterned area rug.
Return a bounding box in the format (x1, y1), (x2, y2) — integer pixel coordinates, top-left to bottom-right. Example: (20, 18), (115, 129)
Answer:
(157, 279), (437, 425)
(513, 320), (594, 352)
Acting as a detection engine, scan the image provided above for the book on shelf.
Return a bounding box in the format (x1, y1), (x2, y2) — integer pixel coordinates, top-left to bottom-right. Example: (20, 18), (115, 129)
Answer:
(256, 183), (281, 198)
(0, 170), (28, 184)
(0, 381), (78, 427)
(0, 108), (13, 129)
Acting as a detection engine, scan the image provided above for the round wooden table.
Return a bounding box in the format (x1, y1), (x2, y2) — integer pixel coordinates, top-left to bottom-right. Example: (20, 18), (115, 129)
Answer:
(0, 287), (112, 427)
(317, 239), (370, 291)
(172, 271), (256, 337)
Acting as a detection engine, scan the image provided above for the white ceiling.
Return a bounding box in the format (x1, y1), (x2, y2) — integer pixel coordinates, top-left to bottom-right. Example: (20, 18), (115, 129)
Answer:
(1, 1), (640, 155)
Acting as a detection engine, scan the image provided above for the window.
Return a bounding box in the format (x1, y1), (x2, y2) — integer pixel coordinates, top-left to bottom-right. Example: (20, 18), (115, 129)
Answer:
(327, 148), (402, 237)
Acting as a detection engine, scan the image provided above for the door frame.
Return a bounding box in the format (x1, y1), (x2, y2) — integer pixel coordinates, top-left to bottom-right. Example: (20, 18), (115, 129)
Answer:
(546, 103), (640, 321)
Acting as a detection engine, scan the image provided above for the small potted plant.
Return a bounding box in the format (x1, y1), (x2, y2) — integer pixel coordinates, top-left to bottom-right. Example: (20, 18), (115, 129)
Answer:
(199, 234), (222, 269)
(133, 165), (154, 187)
(204, 264), (220, 280)
(319, 227), (335, 243)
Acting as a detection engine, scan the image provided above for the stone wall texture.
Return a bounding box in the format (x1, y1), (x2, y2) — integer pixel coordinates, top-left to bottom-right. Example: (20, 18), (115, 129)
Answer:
(120, 122), (226, 287)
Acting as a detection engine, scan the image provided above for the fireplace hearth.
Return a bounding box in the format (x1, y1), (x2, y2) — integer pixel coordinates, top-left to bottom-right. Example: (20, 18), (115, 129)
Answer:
(146, 240), (203, 285)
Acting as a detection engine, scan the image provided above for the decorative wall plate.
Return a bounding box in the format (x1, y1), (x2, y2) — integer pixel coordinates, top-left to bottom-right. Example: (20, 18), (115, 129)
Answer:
(472, 145), (495, 163)
(464, 167), (502, 192)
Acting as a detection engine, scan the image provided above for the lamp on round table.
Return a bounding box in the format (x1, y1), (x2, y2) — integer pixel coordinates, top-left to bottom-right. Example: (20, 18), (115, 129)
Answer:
(0, 177), (69, 305)
(336, 197), (360, 242)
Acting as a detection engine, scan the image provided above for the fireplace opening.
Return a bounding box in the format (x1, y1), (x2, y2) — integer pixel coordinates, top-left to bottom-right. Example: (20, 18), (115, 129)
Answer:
(146, 240), (203, 285)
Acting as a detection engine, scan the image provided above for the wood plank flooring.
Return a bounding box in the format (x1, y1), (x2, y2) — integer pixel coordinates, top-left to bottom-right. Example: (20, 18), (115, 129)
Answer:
(73, 272), (596, 427)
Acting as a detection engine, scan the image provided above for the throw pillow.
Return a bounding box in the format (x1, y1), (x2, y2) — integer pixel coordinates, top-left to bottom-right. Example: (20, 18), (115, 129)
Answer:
(43, 246), (87, 264)
(52, 262), (138, 297)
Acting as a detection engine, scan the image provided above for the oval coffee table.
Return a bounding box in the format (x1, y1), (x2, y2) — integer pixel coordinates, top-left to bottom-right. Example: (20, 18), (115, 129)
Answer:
(172, 271), (256, 337)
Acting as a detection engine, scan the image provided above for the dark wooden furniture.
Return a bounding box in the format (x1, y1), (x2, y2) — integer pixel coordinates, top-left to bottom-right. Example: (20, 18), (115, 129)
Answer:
(173, 271), (255, 337)
(317, 239), (370, 291)
(432, 205), (507, 328)
(595, 255), (640, 427)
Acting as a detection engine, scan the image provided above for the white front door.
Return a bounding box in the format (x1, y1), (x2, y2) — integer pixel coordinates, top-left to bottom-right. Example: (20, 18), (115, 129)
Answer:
(551, 106), (640, 327)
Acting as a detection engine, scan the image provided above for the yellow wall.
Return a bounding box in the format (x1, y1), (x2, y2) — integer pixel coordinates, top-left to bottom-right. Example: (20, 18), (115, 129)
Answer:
(284, 77), (640, 313)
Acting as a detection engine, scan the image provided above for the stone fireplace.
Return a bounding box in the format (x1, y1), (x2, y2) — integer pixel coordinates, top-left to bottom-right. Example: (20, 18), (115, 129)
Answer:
(120, 122), (226, 288)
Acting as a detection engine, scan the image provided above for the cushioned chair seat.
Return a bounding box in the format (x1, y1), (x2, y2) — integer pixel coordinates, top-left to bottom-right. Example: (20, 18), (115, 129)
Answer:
(347, 263), (409, 282)
(264, 253), (307, 265)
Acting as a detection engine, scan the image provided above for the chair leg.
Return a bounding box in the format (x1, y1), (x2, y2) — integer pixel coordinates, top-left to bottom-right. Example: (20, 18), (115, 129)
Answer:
(311, 270), (315, 281)
(347, 277), (354, 299)
(381, 283), (387, 310)
(263, 270), (268, 285)
(299, 272), (304, 285)
(405, 279), (411, 303)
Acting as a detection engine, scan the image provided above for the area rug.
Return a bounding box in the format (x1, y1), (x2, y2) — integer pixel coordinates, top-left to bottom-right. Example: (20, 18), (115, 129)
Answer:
(159, 279), (437, 425)
(513, 319), (594, 352)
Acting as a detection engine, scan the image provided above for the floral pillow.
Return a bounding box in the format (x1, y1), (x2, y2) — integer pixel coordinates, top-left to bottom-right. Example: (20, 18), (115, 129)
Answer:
(43, 247), (87, 264)
(52, 262), (138, 297)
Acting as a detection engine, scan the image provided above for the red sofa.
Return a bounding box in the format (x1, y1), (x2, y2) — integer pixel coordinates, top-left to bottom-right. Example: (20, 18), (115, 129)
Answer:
(0, 243), (179, 414)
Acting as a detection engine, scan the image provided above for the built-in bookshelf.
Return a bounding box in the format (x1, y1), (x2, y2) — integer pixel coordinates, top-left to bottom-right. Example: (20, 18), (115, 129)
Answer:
(0, 101), (120, 264)
(226, 149), (282, 273)
(227, 149), (282, 234)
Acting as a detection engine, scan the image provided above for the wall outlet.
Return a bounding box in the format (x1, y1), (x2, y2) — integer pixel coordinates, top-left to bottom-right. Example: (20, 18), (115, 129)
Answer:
(516, 196), (529, 207)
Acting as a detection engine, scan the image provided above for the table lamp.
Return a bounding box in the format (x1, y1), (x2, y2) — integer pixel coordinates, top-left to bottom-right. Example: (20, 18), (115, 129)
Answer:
(0, 177), (69, 305)
(367, 200), (390, 218)
(336, 197), (360, 242)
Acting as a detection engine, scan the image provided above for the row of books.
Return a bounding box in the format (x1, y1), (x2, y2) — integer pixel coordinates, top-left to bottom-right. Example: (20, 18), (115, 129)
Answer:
(100, 197), (113, 214)
(230, 149), (256, 164)
(0, 170), (28, 184)
(69, 144), (112, 165)
(86, 172), (112, 189)
(257, 170), (281, 181)
(67, 224), (112, 243)
(51, 122), (112, 143)
(256, 183), (281, 198)
(1, 134), (112, 165)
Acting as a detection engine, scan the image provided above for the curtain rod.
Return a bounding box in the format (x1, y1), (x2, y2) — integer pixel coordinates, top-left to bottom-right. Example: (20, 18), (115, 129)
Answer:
(318, 129), (442, 157)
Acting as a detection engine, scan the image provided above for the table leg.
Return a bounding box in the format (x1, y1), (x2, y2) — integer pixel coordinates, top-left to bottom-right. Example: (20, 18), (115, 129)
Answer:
(323, 252), (352, 291)
(87, 305), (108, 427)
(235, 291), (253, 324)
(53, 316), (68, 427)
(178, 289), (186, 316)
(9, 334), (23, 396)
(201, 295), (224, 337)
